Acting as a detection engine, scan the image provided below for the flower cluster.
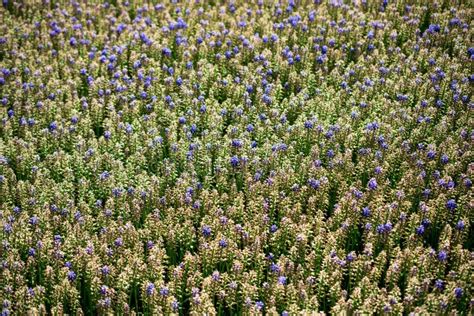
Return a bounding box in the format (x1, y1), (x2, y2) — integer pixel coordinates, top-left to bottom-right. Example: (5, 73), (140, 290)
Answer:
(0, 0), (473, 315)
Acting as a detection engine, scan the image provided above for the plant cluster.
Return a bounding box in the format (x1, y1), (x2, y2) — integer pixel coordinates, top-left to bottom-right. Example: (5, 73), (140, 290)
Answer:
(0, 0), (473, 315)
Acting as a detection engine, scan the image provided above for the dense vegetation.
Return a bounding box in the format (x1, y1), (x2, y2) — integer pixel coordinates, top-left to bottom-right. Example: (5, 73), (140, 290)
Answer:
(0, 0), (473, 315)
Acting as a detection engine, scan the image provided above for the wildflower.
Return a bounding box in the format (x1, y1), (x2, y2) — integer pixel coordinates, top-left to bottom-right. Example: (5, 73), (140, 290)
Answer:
(308, 178), (320, 189)
(278, 276), (287, 285)
(218, 238), (228, 248)
(435, 279), (444, 290)
(255, 301), (264, 311)
(454, 287), (463, 299)
(201, 225), (211, 237)
(270, 224), (278, 233)
(67, 271), (77, 282)
(437, 250), (447, 262)
(146, 283), (155, 296)
(416, 225), (425, 236)
(446, 199), (457, 211)
(368, 178), (378, 190)
(455, 220), (465, 231)
(49, 121), (58, 131)
(230, 156), (240, 167)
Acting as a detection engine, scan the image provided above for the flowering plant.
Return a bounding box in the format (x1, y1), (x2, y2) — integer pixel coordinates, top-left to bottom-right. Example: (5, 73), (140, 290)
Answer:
(0, 0), (472, 314)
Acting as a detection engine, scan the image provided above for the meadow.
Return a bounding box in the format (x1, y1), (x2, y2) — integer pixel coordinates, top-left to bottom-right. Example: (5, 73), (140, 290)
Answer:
(0, 0), (473, 315)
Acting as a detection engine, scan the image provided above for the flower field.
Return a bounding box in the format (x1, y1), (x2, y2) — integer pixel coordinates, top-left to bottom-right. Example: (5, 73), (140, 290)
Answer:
(0, 0), (473, 315)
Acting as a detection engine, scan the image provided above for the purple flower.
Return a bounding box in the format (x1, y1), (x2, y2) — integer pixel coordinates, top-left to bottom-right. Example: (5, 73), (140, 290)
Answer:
(455, 220), (465, 231)
(101, 265), (110, 275)
(377, 222), (392, 235)
(67, 271), (77, 282)
(99, 171), (110, 181)
(278, 276), (287, 285)
(361, 207), (371, 217)
(230, 156), (239, 167)
(49, 121), (58, 131)
(201, 225), (212, 237)
(437, 250), (447, 262)
(211, 271), (220, 282)
(159, 286), (169, 296)
(416, 225), (425, 236)
(269, 263), (280, 273)
(231, 139), (243, 148)
(255, 301), (264, 311)
(367, 178), (377, 190)
(464, 178), (472, 188)
(353, 189), (363, 200)
(162, 47), (172, 57)
(125, 123), (133, 134)
(114, 238), (123, 247)
(346, 252), (355, 262)
(304, 120), (314, 129)
(146, 283), (155, 296)
(454, 287), (463, 299)
(308, 178), (320, 189)
(270, 224), (278, 233)
(446, 199), (457, 211)
(435, 279), (444, 290)
(441, 154), (449, 164)
(171, 300), (179, 311)
(29, 216), (39, 226)
(218, 238), (228, 248)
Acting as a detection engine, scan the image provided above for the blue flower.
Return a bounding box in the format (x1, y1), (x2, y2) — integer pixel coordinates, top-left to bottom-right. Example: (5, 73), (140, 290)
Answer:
(100, 130), (110, 141)
(49, 121), (58, 131)
(446, 199), (457, 211)
(440, 154), (449, 164)
(455, 220), (465, 231)
(416, 225), (425, 236)
(278, 276), (287, 285)
(269, 263), (280, 273)
(270, 224), (278, 233)
(367, 178), (377, 190)
(435, 279), (444, 290)
(162, 47), (172, 57)
(230, 156), (239, 167)
(29, 216), (39, 226)
(171, 300), (179, 311)
(218, 238), (228, 248)
(159, 286), (169, 297)
(428, 24), (441, 33)
(308, 178), (320, 189)
(202, 225), (211, 237)
(437, 250), (447, 262)
(146, 283), (155, 296)
(67, 271), (77, 282)
(231, 139), (243, 148)
(361, 207), (371, 217)
(303, 120), (314, 129)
